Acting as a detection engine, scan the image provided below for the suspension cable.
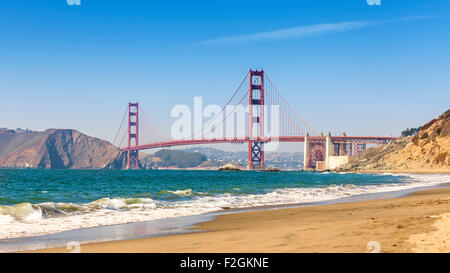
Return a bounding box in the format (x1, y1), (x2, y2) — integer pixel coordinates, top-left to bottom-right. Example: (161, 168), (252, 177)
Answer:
(191, 73), (249, 139)
(265, 89), (306, 136)
(140, 106), (171, 140)
(264, 72), (318, 135)
(113, 105), (128, 146)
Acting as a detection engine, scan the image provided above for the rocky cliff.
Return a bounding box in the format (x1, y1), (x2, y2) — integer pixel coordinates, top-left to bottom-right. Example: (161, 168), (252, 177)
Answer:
(338, 109), (450, 171)
(0, 129), (126, 169)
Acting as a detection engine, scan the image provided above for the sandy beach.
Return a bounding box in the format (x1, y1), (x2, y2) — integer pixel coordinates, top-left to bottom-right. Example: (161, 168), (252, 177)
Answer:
(27, 185), (450, 253)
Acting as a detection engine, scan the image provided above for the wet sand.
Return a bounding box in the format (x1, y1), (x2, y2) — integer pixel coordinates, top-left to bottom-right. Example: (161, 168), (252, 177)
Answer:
(28, 186), (450, 253)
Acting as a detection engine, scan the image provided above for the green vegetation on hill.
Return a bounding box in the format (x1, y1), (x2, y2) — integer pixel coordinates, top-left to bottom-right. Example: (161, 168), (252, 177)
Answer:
(401, 127), (422, 137)
(154, 149), (207, 168)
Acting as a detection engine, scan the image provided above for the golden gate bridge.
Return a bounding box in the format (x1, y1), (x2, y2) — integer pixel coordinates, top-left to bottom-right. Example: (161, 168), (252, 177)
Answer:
(113, 69), (398, 170)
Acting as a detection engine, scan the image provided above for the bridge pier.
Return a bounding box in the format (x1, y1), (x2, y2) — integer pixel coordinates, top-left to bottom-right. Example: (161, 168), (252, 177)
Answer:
(303, 132), (374, 170)
(353, 143), (366, 156)
(247, 141), (265, 170)
(325, 132), (334, 169)
(127, 102), (139, 169)
(247, 69), (265, 170)
(303, 134), (309, 170)
(303, 133), (327, 170)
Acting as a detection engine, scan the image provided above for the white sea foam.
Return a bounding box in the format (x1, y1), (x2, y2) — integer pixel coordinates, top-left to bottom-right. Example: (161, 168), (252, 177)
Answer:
(0, 173), (448, 239)
(167, 188), (194, 196)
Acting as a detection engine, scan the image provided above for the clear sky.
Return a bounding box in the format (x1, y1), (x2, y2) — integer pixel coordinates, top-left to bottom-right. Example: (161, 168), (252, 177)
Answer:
(0, 0), (449, 152)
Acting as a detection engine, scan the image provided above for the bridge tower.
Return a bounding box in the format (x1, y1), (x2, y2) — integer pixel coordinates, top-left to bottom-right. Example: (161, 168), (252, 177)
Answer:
(127, 102), (139, 169)
(247, 69), (265, 170)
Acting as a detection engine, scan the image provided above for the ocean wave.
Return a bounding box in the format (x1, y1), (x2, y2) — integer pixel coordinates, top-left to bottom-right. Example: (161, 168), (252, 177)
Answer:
(0, 203), (42, 223)
(164, 188), (194, 196)
(0, 173), (448, 240)
(158, 188), (210, 197)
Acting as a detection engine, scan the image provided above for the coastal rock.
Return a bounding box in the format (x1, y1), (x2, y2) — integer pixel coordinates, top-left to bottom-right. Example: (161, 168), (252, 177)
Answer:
(218, 163), (241, 171)
(338, 109), (450, 172)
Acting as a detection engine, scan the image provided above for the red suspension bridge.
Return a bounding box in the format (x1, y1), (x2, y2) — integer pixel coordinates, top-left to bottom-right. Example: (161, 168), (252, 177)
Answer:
(113, 69), (398, 170)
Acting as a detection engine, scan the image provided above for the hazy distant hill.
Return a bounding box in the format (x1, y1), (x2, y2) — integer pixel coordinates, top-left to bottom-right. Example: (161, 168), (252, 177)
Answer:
(183, 147), (247, 163)
(0, 129), (126, 169)
(140, 149), (207, 169)
(183, 147), (303, 170)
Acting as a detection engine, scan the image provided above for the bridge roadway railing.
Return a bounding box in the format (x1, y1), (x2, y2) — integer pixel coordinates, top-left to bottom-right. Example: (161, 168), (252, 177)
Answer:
(120, 136), (399, 152)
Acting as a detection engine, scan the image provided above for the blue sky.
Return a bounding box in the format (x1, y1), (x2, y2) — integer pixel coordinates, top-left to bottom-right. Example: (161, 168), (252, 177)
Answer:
(0, 0), (449, 152)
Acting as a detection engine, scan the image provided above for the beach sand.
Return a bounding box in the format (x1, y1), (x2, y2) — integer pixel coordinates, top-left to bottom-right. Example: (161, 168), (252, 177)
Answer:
(27, 186), (450, 253)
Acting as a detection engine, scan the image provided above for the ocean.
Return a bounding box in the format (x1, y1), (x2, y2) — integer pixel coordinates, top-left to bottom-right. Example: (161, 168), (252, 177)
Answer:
(0, 169), (448, 241)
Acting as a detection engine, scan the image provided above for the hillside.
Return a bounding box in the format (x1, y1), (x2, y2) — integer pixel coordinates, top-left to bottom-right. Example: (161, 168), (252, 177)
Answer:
(183, 147), (303, 170)
(0, 129), (126, 169)
(338, 109), (450, 172)
(140, 149), (207, 169)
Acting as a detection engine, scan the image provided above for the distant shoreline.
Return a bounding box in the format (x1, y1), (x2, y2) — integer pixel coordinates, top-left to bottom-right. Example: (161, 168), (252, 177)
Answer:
(1, 167), (449, 174)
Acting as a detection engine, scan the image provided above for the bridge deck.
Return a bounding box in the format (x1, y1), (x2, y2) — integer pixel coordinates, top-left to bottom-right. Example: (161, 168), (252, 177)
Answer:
(121, 136), (399, 152)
